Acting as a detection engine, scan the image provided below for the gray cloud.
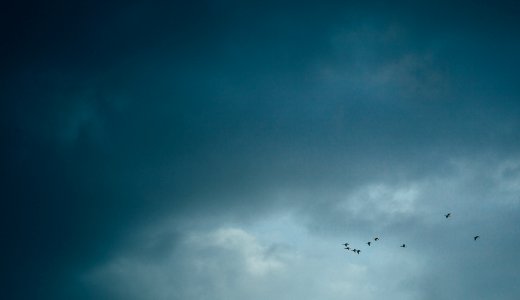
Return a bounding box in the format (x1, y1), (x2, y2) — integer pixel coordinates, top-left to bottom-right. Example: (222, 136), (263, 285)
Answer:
(2, 1), (520, 299)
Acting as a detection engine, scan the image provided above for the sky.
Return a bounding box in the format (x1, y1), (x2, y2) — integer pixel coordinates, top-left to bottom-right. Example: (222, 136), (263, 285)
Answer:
(2, 1), (520, 299)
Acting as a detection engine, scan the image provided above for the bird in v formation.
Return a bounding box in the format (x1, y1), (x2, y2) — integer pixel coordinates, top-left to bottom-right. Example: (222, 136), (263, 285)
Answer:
(342, 212), (480, 255)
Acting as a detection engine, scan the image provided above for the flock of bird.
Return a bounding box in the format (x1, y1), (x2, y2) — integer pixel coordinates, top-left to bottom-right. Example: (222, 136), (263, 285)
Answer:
(342, 212), (480, 255)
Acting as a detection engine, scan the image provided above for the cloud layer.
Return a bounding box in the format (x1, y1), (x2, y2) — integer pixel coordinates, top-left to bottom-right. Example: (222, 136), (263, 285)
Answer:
(2, 1), (520, 299)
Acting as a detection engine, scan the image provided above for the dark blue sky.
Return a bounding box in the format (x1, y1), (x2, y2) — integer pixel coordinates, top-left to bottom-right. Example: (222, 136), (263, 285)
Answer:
(2, 1), (520, 299)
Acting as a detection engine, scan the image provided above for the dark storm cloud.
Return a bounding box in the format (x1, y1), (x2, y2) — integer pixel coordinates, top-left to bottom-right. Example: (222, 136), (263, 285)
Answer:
(2, 1), (520, 299)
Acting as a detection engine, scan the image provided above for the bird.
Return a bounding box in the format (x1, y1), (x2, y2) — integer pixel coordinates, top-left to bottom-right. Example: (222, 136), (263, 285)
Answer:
(343, 243), (349, 247)
(352, 249), (357, 252)
(367, 242), (371, 246)
(400, 244), (406, 248)
(445, 213), (451, 218)
(356, 250), (361, 254)
(345, 247), (350, 250)
(474, 235), (480, 241)
(374, 237), (379, 241)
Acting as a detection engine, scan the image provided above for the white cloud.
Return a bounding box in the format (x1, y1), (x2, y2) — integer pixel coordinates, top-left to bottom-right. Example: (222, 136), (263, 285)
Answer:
(494, 159), (520, 195)
(191, 227), (287, 276)
(83, 212), (426, 300)
(338, 183), (421, 222)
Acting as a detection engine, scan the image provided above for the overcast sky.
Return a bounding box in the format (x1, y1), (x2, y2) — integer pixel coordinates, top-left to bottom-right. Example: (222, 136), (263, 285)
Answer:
(2, 1), (520, 299)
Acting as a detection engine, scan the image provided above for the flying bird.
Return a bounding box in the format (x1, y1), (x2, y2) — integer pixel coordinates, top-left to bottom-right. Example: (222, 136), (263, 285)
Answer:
(352, 249), (357, 252)
(356, 250), (361, 254)
(474, 235), (480, 241)
(345, 247), (350, 250)
(367, 242), (371, 246)
(401, 244), (406, 248)
(445, 213), (451, 218)
(343, 243), (349, 247)
(374, 237), (379, 241)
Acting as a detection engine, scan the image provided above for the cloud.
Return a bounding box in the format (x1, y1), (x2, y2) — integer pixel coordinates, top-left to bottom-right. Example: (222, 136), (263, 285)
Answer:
(3, 1), (520, 299)
(84, 213), (427, 300)
(85, 224), (292, 299)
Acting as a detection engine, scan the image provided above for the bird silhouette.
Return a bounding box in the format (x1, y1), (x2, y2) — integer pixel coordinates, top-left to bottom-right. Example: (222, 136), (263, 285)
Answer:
(474, 235), (480, 241)
(445, 213), (451, 218)
(356, 250), (361, 254)
(345, 247), (350, 250)
(400, 244), (406, 248)
(343, 243), (349, 247)
(367, 242), (371, 246)
(374, 237), (379, 241)
(352, 249), (357, 252)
